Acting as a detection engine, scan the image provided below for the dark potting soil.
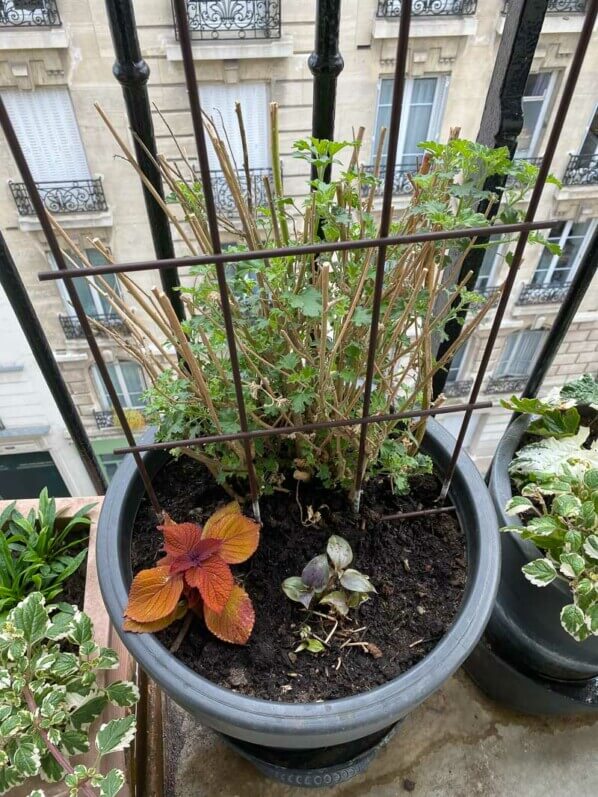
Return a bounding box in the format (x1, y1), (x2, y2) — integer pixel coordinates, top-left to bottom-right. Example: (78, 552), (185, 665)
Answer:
(130, 457), (467, 702)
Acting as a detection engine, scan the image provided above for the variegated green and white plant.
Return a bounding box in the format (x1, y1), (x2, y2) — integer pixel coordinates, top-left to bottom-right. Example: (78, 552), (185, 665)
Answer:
(502, 375), (598, 641)
(0, 592), (138, 797)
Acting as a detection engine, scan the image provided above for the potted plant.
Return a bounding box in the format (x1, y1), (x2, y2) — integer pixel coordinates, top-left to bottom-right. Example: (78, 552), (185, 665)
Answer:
(84, 107), (554, 783)
(465, 374), (598, 715)
(0, 493), (137, 796)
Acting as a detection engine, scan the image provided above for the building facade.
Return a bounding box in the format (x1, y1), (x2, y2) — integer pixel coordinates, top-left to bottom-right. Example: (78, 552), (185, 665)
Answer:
(0, 0), (596, 494)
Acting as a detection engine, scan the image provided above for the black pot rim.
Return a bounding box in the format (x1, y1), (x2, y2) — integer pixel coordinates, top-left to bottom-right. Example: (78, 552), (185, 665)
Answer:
(97, 419), (500, 749)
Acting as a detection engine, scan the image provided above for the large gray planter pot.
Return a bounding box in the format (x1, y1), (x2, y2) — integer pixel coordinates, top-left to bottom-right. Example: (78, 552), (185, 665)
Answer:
(96, 420), (500, 785)
(464, 414), (598, 715)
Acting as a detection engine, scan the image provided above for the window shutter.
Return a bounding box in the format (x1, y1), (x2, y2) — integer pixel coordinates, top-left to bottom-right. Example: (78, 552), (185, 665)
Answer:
(1, 87), (91, 182)
(495, 333), (518, 377)
(199, 83), (269, 171)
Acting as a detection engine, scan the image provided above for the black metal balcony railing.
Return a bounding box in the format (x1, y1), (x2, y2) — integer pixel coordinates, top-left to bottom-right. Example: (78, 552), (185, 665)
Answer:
(176, 0), (281, 41)
(377, 0), (477, 16)
(503, 0), (586, 12)
(517, 281), (572, 305)
(443, 379), (474, 397)
(59, 313), (128, 340)
(184, 165), (273, 214)
(563, 154), (598, 186)
(0, 0), (61, 27)
(485, 376), (528, 394)
(363, 162), (414, 195)
(94, 410), (115, 430)
(9, 179), (108, 216)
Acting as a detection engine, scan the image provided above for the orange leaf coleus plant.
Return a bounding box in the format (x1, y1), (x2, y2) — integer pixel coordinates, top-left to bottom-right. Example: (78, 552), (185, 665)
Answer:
(123, 502), (260, 644)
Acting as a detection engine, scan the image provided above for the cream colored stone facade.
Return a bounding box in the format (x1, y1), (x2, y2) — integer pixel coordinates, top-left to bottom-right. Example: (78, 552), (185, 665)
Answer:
(0, 0), (596, 492)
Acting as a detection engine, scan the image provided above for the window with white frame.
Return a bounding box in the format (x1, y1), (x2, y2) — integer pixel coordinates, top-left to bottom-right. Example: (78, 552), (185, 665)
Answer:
(445, 342), (468, 384)
(579, 104), (598, 158)
(48, 249), (121, 318)
(199, 83), (270, 171)
(373, 76), (449, 169)
(1, 87), (91, 183)
(494, 330), (547, 379)
(518, 72), (556, 158)
(531, 220), (596, 286)
(92, 361), (146, 410)
(475, 238), (503, 293)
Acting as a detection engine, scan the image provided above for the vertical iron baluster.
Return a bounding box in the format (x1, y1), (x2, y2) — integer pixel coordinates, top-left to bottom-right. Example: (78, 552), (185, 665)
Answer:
(104, 0), (185, 321)
(308, 0), (344, 183)
(0, 232), (107, 495)
(439, 0), (598, 499)
(0, 97), (163, 517)
(172, 0), (261, 520)
(433, 0), (549, 399)
(353, 0), (412, 510)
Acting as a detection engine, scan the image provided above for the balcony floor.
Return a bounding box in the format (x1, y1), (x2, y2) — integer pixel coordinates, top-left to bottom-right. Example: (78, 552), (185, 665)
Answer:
(163, 671), (598, 794)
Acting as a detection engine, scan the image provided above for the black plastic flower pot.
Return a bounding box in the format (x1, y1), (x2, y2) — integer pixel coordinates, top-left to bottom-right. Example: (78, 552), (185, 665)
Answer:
(463, 414), (598, 716)
(96, 420), (500, 786)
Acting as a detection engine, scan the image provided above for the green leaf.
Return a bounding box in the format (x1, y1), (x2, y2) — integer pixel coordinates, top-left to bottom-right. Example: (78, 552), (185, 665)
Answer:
(326, 535), (353, 570)
(319, 590), (349, 616)
(521, 558), (557, 587)
(105, 681), (140, 708)
(13, 741), (41, 777)
(564, 530), (583, 552)
(9, 593), (48, 644)
(340, 569), (376, 593)
(69, 611), (93, 646)
(39, 750), (64, 782)
(281, 577), (314, 609)
(560, 604), (588, 641)
(528, 407), (580, 439)
(505, 496), (534, 516)
(286, 287), (322, 318)
(559, 552), (585, 579)
(95, 715), (136, 755)
(586, 604), (598, 635)
(301, 555), (330, 592)
(560, 373), (598, 407)
(510, 428), (598, 479)
(553, 494), (582, 518)
(98, 768), (126, 797)
(583, 535), (598, 560)
(28, 791), (45, 797)
(584, 469), (598, 490)
(60, 729), (90, 755)
(70, 695), (108, 730)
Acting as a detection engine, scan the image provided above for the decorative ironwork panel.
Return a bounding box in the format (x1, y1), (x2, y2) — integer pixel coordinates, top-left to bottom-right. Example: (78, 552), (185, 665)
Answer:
(443, 379), (474, 397)
(563, 154), (598, 186)
(517, 282), (571, 305)
(178, 0), (281, 40)
(9, 179), (108, 216)
(94, 410), (115, 430)
(503, 0), (586, 12)
(363, 163), (414, 195)
(59, 314), (128, 340)
(0, 0), (61, 27)
(186, 166), (273, 214)
(377, 0), (477, 17)
(485, 376), (528, 394)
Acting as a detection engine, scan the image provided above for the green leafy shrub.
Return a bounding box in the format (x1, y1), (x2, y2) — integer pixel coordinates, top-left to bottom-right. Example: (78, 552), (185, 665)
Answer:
(77, 107), (555, 502)
(0, 592), (137, 796)
(0, 490), (94, 618)
(502, 375), (598, 640)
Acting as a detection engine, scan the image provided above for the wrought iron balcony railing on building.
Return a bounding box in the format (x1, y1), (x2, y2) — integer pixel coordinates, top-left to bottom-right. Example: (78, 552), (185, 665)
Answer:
(503, 0), (586, 12)
(517, 281), (572, 305)
(59, 313), (128, 341)
(485, 376), (528, 394)
(175, 0), (281, 41)
(563, 154), (598, 186)
(377, 0), (477, 16)
(0, 0), (61, 27)
(363, 162), (414, 195)
(9, 179), (108, 216)
(182, 165), (273, 214)
(443, 379), (474, 397)
(94, 410), (115, 430)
